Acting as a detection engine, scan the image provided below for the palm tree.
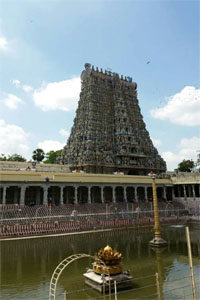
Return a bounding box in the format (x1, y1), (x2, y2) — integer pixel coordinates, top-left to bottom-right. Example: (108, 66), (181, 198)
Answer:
(32, 148), (45, 162)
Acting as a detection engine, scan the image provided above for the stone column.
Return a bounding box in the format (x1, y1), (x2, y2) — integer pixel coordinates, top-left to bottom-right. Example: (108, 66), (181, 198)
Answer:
(123, 186), (127, 202)
(88, 186), (91, 204)
(101, 186), (104, 203)
(112, 186), (116, 203)
(192, 185), (196, 199)
(134, 186), (138, 202)
(188, 185), (192, 198)
(2, 186), (7, 205)
(79, 187), (81, 203)
(20, 186), (26, 206)
(43, 186), (48, 205)
(60, 186), (64, 205)
(91, 187), (93, 203)
(183, 185), (187, 200)
(144, 186), (148, 201)
(74, 186), (78, 204)
(163, 187), (167, 200)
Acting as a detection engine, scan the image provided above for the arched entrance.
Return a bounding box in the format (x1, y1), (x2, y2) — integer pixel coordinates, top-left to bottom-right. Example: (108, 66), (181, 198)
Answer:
(127, 187), (134, 202)
(137, 187), (145, 203)
(147, 187), (153, 201)
(166, 187), (172, 201)
(115, 186), (123, 202)
(156, 187), (163, 201)
(48, 186), (60, 206)
(63, 186), (74, 204)
(104, 186), (112, 203)
(174, 185), (179, 198)
(91, 186), (101, 203)
(78, 186), (88, 204)
(25, 186), (43, 206)
(179, 185), (184, 197)
(6, 186), (20, 204)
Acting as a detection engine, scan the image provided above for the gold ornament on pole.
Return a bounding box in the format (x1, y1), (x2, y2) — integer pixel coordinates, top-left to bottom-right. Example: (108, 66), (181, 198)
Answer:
(148, 171), (167, 247)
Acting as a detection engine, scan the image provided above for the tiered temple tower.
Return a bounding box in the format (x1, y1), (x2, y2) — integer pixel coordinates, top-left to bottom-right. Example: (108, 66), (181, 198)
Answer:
(61, 63), (166, 175)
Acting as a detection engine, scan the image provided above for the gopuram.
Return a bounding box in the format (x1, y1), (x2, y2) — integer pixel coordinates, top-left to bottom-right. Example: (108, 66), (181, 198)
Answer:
(61, 63), (166, 175)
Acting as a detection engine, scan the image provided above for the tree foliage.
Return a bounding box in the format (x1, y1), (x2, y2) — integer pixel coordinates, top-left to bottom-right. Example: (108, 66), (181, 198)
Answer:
(8, 154), (27, 162)
(0, 153), (26, 162)
(44, 150), (62, 164)
(197, 153), (200, 166)
(32, 148), (45, 162)
(177, 159), (195, 172)
(0, 154), (7, 161)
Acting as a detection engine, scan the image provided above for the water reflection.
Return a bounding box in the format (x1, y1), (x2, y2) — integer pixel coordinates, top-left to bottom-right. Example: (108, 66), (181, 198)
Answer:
(0, 224), (199, 299)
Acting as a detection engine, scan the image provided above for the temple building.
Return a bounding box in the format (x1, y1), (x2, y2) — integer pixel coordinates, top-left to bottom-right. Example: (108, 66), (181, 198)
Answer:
(61, 63), (166, 175)
(1, 162), (200, 206)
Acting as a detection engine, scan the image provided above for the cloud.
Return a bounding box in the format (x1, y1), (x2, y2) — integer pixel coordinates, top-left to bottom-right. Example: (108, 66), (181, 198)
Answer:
(150, 86), (200, 126)
(38, 140), (65, 153)
(12, 79), (21, 88)
(162, 136), (200, 170)
(0, 36), (8, 51)
(0, 120), (30, 157)
(33, 77), (81, 111)
(22, 85), (33, 93)
(151, 138), (162, 147)
(11, 79), (33, 93)
(179, 136), (200, 150)
(1, 93), (24, 109)
(59, 129), (70, 138)
(37, 131), (70, 155)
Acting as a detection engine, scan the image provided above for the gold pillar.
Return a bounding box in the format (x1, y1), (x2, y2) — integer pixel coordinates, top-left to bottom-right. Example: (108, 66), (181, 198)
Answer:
(152, 177), (161, 239)
(149, 172), (167, 247)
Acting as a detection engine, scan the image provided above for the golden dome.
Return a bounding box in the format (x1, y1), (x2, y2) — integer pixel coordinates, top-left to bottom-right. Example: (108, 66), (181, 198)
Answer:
(94, 245), (123, 275)
(95, 245), (122, 265)
(104, 245), (112, 251)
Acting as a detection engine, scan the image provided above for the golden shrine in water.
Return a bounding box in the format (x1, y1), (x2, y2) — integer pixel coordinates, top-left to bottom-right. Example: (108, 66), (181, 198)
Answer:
(84, 245), (133, 293)
(93, 245), (123, 275)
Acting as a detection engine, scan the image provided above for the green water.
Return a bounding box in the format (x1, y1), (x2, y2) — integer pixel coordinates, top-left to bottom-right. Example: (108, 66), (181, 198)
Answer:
(0, 224), (200, 300)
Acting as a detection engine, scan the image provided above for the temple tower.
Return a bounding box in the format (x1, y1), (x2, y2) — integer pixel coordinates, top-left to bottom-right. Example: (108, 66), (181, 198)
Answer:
(61, 63), (166, 175)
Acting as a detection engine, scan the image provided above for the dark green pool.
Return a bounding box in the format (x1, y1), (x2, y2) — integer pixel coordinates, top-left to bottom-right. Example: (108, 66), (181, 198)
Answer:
(0, 224), (199, 299)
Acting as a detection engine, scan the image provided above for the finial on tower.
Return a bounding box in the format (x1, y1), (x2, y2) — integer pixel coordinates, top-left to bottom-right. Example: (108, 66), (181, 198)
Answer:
(84, 63), (91, 70)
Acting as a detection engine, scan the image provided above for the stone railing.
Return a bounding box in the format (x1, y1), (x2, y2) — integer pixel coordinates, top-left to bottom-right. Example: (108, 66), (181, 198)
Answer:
(171, 173), (200, 184)
(0, 161), (70, 173)
(0, 213), (186, 239)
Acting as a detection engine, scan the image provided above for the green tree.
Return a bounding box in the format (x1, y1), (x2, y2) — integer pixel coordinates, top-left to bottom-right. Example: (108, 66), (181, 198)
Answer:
(44, 150), (62, 164)
(0, 153), (26, 161)
(196, 153), (200, 166)
(0, 153), (7, 161)
(177, 159), (195, 172)
(7, 154), (26, 162)
(32, 148), (45, 162)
